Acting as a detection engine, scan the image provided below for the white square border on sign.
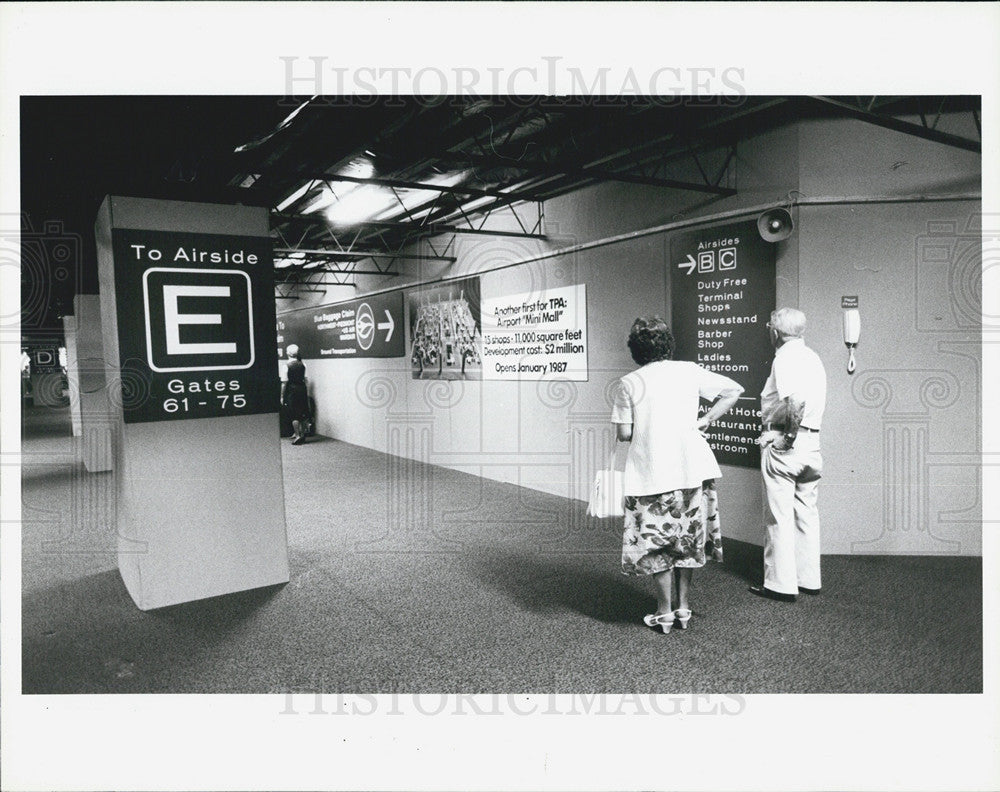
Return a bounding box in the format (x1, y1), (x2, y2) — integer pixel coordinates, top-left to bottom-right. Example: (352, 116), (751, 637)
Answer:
(142, 267), (256, 373)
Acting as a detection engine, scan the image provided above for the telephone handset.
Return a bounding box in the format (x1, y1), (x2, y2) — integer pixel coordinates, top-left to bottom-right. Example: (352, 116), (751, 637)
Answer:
(843, 308), (861, 374)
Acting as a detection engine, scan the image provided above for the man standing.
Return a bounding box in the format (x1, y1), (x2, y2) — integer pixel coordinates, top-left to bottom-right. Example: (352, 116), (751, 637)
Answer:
(750, 307), (827, 603)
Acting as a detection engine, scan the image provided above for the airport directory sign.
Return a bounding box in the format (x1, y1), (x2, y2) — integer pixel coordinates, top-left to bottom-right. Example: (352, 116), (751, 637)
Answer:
(110, 228), (279, 423)
(276, 291), (405, 360)
(669, 218), (776, 468)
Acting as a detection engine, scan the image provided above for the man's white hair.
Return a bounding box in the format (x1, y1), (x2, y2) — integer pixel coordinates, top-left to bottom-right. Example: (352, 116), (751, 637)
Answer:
(770, 307), (806, 338)
(286, 344), (300, 358)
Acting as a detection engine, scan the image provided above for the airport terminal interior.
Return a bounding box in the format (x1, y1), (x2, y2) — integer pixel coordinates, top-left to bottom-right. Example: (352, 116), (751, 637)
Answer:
(18, 95), (983, 693)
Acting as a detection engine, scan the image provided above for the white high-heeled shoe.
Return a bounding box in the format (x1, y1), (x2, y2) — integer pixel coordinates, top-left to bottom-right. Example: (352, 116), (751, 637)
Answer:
(673, 608), (692, 630)
(643, 611), (675, 634)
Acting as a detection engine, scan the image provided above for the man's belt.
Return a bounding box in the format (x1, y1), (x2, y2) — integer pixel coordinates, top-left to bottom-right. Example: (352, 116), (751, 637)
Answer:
(763, 423), (819, 432)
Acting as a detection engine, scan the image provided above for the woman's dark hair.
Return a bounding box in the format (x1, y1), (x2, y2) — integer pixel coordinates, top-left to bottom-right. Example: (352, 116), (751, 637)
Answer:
(627, 317), (674, 365)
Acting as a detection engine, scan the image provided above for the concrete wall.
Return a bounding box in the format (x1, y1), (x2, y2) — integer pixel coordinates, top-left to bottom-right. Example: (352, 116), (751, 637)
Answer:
(285, 114), (981, 555)
(794, 116), (981, 555)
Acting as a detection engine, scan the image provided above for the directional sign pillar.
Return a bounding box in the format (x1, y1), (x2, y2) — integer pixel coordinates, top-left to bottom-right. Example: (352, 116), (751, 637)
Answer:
(64, 294), (114, 471)
(95, 197), (289, 610)
(63, 313), (83, 437)
(29, 347), (64, 407)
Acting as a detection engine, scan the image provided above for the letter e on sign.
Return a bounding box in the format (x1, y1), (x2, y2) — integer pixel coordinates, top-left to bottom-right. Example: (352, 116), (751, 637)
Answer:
(143, 267), (255, 372)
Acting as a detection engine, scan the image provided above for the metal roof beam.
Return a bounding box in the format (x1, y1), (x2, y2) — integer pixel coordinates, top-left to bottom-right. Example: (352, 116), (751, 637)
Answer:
(277, 271), (401, 278)
(272, 213), (546, 240)
(422, 224), (545, 239)
(274, 247), (455, 262)
(308, 173), (541, 202)
(438, 153), (735, 196)
(806, 96), (981, 153)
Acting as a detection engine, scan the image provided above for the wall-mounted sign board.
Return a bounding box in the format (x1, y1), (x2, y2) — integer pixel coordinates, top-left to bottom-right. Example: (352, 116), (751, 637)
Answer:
(670, 219), (776, 468)
(481, 283), (588, 381)
(277, 291), (405, 360)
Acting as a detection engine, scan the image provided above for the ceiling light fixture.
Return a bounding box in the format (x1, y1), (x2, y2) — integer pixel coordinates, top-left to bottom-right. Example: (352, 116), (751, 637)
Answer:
(302, 156), (377, 216)
(324, 185), (393, 227)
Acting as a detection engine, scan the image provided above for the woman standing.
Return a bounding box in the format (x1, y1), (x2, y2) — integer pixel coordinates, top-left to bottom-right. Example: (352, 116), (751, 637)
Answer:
(612, 317), (744, 634)
(282, 344), (311, 445)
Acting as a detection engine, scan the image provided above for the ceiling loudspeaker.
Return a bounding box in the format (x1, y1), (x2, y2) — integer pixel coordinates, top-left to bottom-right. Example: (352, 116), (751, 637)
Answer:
(757, 208), (794, 242)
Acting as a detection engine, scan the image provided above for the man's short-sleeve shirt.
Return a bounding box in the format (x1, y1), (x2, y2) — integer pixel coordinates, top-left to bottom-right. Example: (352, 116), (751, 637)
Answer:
(760, 338), (827, 429)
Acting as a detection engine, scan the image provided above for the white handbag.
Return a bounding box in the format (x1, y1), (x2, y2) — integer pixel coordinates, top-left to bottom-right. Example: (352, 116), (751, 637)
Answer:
(586, 444), (626, 518)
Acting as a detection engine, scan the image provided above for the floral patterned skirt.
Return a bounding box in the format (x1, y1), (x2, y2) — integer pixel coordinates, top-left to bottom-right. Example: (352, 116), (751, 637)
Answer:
(621, 480), (723, 576)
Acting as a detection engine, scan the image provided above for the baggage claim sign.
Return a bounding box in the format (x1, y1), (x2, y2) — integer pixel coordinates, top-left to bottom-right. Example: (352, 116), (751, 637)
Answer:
(276, 292), (405, 361)
(110, 229), (279, 423)
(670, 219), (776, 468)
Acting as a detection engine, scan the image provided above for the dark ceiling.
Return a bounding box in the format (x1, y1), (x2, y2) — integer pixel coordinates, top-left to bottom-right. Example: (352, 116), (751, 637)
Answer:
(19, 94), (981, 333)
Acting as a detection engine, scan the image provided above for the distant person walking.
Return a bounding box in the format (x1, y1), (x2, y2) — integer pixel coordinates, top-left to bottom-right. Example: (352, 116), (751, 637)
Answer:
(750, 308), (827, 603)
(612, 317), (744, 634)
(282, 344), (310, 445)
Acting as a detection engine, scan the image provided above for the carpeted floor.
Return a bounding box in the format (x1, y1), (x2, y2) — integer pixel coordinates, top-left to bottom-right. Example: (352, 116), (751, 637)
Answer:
(20, 406), (982, 694)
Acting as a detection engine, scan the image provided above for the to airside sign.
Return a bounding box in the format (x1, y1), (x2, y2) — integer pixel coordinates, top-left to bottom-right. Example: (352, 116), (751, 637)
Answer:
(111, 229), (279, 423)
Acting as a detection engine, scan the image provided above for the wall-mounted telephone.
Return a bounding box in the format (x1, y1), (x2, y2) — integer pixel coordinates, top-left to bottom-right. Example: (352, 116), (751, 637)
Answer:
(843, 308), (861, 374)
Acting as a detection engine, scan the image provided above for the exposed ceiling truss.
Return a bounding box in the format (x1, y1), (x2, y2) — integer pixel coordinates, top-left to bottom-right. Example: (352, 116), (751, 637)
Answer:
(15, 94), (983, 326)
(197, 95), (980, 293)
(256, 98), (785, 290)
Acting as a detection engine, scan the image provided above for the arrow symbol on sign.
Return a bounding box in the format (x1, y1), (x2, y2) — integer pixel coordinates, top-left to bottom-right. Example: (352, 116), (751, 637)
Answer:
(378, 310), (395, 342)
(677, 254), (696, 275)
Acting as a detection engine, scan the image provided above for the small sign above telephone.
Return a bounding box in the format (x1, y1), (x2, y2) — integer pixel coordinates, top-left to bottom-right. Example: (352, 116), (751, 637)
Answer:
(841, 295), (859, 308)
